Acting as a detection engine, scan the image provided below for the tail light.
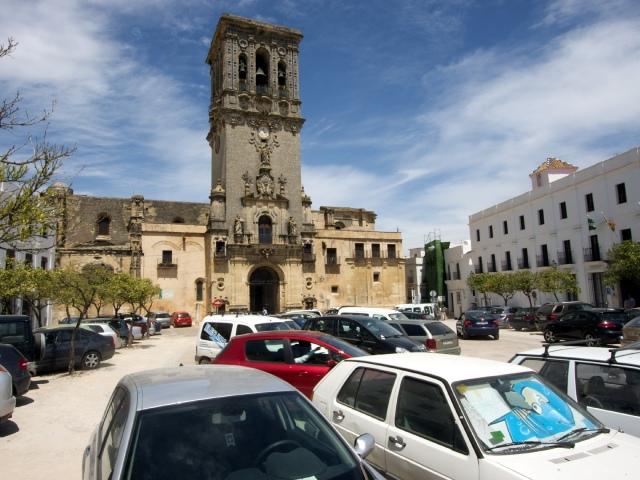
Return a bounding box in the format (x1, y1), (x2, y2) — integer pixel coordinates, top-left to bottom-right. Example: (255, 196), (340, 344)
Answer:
(111, 336), (116, 348)
(464, 320), (471, 328)
(491, 320), (499, 326)
(425, 339), (437, 350)
(18, 357), (28, 371)
(548, 313), (558, 321)
(598, 321), (618, 330)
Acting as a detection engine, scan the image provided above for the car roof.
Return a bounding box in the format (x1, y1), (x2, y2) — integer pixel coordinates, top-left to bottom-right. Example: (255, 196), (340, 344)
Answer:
(122, 365), (295, 410)
(228, 330), (329, 340)
(201, 314), (286, 325)
(515, 345), (640, 366)
(387, 318), (438, 325)
(344, 353), (530, 383)
(315, 314), (386, 324)
(338, 306), (400, 314)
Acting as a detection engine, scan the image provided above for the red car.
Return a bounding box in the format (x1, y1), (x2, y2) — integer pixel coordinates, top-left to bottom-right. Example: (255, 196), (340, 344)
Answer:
(171, 311), (192, 327)
(212, 330), (368, 398)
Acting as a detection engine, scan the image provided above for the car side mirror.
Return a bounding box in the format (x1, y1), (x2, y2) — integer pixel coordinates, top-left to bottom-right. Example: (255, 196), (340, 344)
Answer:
(353, 433), (375, 459)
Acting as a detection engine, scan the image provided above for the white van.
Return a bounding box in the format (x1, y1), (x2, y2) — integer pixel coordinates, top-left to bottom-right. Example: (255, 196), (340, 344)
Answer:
(195, 314), (292, 364)
(337, 306), (409, 322)
(395, 303), (437, 318)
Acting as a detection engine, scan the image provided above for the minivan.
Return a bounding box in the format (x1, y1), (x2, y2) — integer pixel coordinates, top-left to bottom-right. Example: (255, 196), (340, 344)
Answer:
(195, 314), (293, 364)
(0, 315), (45, 365)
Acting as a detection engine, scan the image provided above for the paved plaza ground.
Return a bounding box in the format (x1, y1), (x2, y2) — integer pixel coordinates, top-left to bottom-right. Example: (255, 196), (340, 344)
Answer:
(0, 320), (544, 480)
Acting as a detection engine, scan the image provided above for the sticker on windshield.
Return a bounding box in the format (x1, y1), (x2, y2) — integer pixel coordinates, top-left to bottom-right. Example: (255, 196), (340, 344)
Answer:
(203, 323), (227, 348)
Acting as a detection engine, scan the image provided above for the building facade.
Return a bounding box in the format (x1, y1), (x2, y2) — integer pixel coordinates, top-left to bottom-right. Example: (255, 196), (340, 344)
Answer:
(54, 15), (405, 319)
(404, 247), (425, 303)
(445, 148), (640, 311)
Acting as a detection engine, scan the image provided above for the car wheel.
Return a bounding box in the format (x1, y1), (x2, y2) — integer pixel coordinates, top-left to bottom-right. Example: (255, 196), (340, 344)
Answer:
(493, 333), (500, 340)
(543, 329), (556, 343)
(198, 357), (211, 365)
(584, 333), (600, 347)
(462, 330), (469, 340)
(82, 351), (101, 370)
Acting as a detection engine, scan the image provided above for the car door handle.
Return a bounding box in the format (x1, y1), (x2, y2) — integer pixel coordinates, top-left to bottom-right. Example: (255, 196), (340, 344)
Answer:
(388, 435), (406, 450)
(332, 409), (345, 423)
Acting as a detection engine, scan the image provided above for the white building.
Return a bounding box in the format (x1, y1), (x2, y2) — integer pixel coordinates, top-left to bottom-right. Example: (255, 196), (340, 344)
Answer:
(445, 147), (640, 312)
(404, 247), (425, 303)
(443, 240), (473, 318)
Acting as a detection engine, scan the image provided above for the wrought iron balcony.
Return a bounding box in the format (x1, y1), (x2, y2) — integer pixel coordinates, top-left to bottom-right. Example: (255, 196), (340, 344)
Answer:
(536, 255), (551, 267)
(501, 261), (513, 271)
(517, 257), (530, 269)
(583, 247), (601, 262)
(557, 251), (573, 265)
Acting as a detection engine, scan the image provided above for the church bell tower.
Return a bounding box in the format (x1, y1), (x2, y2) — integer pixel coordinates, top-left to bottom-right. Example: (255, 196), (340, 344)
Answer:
(205, 14), (315, 312)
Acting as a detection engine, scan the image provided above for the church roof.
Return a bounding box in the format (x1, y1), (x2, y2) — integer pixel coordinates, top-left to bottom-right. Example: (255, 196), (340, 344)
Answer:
(531, 157), (577, 175)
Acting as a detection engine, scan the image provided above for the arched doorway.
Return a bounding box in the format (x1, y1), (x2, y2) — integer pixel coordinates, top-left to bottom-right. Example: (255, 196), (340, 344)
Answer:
(249, 267), (279, 313)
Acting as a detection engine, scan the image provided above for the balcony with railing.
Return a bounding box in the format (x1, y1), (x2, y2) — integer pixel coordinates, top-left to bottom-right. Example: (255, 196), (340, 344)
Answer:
(487, 263), (497, 273)
(325, 256), (341, 274)
(474, 265), (483, 274)
(501, 260), (513, 271)
(583, 247), (601, 262)
(517, 257), (530, 269)
(302, 252), (316, 263)
(557, 250), (574, 265)
(157, 259), (178, 278)
(536, 255), (551, 268)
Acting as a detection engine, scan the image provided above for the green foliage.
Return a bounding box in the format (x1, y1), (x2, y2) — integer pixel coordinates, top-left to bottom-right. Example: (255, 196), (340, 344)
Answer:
(511, 270), (539, 307)
(467, 273), (492, 305)
(485, 272), (517, 306)
(537, 267), (580, 301)
(1, 38), (74, 247)
(126, 278), (161, 315)
(605, 241), (640, 287)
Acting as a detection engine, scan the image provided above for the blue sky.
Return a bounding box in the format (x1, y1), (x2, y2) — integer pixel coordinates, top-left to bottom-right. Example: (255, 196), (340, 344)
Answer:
(1, 0), (639, 251)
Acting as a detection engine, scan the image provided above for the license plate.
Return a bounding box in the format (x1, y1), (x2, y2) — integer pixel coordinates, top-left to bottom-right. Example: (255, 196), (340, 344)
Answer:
(477, 322), (487, 325)
(442, 340), (453, 345)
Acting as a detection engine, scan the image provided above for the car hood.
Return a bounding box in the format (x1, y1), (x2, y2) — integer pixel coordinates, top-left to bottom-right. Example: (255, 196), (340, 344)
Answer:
(382, 335), (423, 351)
(484, 430), (640, 479)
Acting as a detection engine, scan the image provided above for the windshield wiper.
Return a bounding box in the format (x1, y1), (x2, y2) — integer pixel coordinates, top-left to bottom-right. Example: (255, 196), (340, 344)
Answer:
(557, 427), (610, 442)
(485, 440), (575, 452)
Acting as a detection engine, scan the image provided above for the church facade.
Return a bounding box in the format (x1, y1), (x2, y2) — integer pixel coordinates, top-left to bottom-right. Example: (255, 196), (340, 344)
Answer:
(54, 15), (405, 320)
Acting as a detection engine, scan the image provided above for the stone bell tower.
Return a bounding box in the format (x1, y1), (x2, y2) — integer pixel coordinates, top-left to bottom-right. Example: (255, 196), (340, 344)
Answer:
(205, 14), (314, 312)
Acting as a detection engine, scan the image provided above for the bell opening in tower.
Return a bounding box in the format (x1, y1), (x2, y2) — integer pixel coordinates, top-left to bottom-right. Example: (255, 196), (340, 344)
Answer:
(255, 48), (269, 94)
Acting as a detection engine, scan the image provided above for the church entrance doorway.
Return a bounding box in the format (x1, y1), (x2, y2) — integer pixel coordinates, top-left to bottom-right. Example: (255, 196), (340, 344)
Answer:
(249, 267), (279, 314)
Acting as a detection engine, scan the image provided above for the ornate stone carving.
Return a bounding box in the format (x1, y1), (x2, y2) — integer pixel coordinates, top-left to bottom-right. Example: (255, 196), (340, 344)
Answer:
(256, 172), (275, 198)
(233, 215), (244, 235)
(226, 112), (244, 127)
(287, 217), (297, 237)
(259, 247), (276, 259)
(277, 174), (287, 195)
(241, 171), (252, 196)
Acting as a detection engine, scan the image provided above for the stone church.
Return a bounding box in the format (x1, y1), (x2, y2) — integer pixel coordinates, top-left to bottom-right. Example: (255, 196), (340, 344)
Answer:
(54, 14), (405, 320)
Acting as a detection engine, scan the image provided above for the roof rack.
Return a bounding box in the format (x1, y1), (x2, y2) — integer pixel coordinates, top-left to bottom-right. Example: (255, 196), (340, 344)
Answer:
(541, 339), (596, 357)
(608, 342), (640, 364)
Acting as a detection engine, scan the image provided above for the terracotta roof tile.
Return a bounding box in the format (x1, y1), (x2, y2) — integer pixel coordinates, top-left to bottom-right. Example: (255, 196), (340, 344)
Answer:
(531, 157), (577, 175)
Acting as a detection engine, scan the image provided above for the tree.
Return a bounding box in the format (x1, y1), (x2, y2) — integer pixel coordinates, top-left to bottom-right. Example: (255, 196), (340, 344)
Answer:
(1, 38), (74, 248)
(127, 277), (161, 315)
(101, 272), (135, 315)
(511, 270), (539, 307)
(467, 273), (492, 306)
(0, 266), (20, 313)
(537, 267), (580, 301)
(605, 241), (640, 289)
(486, 272), (516, 306)
(50, 264), (112, 373)
(3, 263), (55, 327)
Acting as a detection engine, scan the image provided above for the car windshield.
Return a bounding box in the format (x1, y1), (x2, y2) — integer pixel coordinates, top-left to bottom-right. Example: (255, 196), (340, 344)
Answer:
(318, 335), (369, 357)
(424, 322), (453, 336)
(362, 319), (403, 338)
(388, 312), (409, 321)
(124, 391), (368, 480)
(156, 313), (170, 318)
(467, 311), (494, 320)
(284, 320), (301, 330)
(454, 373), (604, 454)
(255, 322), (292, 332)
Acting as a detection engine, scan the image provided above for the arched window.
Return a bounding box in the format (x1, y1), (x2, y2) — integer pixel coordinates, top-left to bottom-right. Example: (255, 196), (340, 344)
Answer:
(258, 215), (273, 244)
(277, 60), (287, 85)
(97, 214), (111, 236)
(195, 279), (204, 302)
(255, 49), (269, 94)
(239, 53), (247, 91)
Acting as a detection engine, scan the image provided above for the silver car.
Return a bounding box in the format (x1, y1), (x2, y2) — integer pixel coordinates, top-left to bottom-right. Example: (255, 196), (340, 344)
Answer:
(150, 311), (171, 329)
(0, 365), (16, 423)
(82, 365), (383, 480)
(387, 319), (461, 354)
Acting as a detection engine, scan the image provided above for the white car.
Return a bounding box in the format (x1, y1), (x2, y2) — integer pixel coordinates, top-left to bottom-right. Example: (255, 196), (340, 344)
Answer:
(312, 353), (640, 480)
(337, 306), (409, 322)
(0, 364), (16, 423)
(84, 323), (123, 348)
(510, 343), (640, 437)
(195, 314), (293, 364)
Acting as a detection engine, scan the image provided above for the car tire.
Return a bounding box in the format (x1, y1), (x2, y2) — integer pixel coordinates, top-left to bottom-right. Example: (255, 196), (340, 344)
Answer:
(543, 329), (556, 343)
(493, 333), (499, 340)
(198, 357), (211, 365)
(81, 351), (101, 370)
(462, 330), (469, 340)
(584, 333), (600, 347)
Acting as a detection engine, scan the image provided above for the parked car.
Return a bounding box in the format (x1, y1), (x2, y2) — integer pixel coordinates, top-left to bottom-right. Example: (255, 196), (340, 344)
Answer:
(212, 330), (368, 398)
(312, 353), (640, 480)
(456, 310), (500, 340)
(395, 303), (437, 318)
(171, 311), (192, 327)
(303, 315), (425, 354)
(148, 311), (171, 329)
(387, 319), (460, 354)
(0, 315), (46, 364)
(622, 316), (640, 346)
(196, 314), (293, 364)
(510, 306), (540, 331)
(490, 306), (518, 328)
(542, 308), (626, 346)
(90, 317), (142, 343)
(511, 343), (640, 437)
(0, 344), (31, 396)
(58, 316), (80, 325)
(534, 301), (593, 330)
(82, 365), (383, 480)
(337, 306), (409, 322)
(0, 364), (15, 423)
(83, 323), (123, 349)
(34, 326), (115, 372)
(396, 311), (432, 320)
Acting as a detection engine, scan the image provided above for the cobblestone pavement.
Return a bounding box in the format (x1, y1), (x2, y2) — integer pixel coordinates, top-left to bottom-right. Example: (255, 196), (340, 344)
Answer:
(0, 320), (543, 479)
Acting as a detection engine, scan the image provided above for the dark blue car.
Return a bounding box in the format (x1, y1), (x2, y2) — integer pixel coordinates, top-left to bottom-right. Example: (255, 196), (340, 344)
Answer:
(456, 310), (500, 340)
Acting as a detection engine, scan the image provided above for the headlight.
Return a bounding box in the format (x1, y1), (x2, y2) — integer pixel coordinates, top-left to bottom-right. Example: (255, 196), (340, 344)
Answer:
(395, 347), (409, 353)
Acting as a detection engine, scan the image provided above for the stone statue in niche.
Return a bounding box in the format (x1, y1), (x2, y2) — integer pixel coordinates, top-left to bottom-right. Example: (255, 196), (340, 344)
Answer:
(259, 149), (270, 167)
(287, 216), (297, 236)
(278, 174), (287, 196)
(241, 171), (252, 196)
(233, 215), (244, 235)
(256, 173), (274, 198)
